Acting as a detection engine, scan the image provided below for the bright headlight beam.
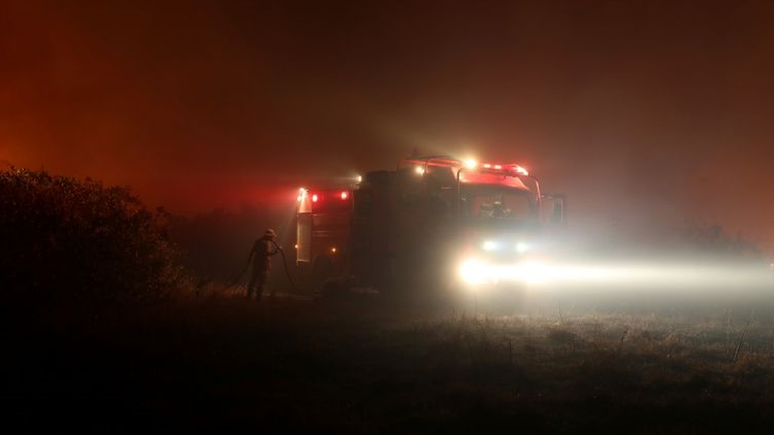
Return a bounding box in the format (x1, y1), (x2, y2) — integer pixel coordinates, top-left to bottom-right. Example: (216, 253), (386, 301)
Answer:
(514, 261), (550, 284)
(459, 259), (487, 285)
(482, 240), (499, 251)
(458, 258), (774, 287)
(458, 258), (553, 286)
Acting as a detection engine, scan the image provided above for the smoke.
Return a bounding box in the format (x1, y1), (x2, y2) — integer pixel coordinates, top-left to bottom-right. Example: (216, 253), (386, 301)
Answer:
(1, 0), (773, 247)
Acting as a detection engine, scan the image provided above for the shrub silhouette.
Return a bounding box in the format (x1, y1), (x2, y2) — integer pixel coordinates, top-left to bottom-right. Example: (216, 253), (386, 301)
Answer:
(680, 222), (763, 260)
(0, 168), (184, 309)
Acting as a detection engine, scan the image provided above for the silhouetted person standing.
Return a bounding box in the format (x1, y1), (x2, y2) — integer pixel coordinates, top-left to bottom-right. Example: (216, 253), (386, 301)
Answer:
(247, 228), (279, 300)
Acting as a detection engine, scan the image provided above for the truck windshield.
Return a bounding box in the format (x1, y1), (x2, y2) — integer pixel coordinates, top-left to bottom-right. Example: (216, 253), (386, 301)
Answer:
(460, 185), (537, 225)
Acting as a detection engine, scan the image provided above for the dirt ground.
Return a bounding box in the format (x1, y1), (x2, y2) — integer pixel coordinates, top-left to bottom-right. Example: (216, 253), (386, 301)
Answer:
(6, 293), (774, 434)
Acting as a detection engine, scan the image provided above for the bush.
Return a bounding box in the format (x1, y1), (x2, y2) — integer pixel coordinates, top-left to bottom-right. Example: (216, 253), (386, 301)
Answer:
(679, 222), (764, 261)
(0, 168), (185, 309)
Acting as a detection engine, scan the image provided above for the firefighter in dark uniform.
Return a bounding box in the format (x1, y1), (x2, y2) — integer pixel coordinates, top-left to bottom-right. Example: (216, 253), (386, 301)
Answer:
(247, 228), (280, 300)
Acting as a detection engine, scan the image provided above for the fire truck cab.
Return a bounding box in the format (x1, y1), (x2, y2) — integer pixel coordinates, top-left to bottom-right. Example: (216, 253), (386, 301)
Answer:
(295, 155), (566, 293)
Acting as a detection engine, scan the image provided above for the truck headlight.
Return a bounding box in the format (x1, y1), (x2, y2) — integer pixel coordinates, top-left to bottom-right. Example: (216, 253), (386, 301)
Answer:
(458, 258), (552, 286)
(458, 258), (488, 285)
(482, 240), (500, 251)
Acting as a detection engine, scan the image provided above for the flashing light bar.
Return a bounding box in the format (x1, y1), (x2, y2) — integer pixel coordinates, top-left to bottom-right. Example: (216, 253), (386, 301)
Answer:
(401, 156), (529, 177)
(476, 162), (530, 177)
(514, 165), (529, 176)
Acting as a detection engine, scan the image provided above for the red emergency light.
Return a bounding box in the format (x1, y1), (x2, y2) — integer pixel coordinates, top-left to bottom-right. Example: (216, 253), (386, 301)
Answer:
(478, 162), (529, 177)
(399, 156), (530, 178)
(513, 165), (529, 176)
(307, 190), (350, 204)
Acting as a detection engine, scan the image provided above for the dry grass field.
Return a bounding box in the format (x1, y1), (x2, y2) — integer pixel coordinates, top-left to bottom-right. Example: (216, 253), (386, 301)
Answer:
(7, 292), (774, 434)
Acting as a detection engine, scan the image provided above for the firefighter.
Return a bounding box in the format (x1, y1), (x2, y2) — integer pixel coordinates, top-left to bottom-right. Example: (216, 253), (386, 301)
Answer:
(246, 228), (280, 300)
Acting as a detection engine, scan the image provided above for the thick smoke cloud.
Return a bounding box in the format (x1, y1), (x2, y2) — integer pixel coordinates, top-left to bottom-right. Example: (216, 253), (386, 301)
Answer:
(1, 0), (773, 248)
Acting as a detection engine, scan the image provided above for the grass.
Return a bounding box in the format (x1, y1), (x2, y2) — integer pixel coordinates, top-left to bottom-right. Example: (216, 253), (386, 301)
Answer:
(7, 293), (774, 434)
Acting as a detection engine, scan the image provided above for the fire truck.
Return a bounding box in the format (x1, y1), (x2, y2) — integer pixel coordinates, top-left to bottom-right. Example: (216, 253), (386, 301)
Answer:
(294, 155), (567, 295)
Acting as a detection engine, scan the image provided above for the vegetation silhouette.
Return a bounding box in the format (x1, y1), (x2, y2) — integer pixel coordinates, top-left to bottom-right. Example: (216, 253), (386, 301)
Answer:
(0, 168), (185, 313)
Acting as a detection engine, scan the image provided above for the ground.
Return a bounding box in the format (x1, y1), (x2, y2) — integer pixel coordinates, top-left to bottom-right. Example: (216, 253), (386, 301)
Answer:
(7, 293), (774, 434)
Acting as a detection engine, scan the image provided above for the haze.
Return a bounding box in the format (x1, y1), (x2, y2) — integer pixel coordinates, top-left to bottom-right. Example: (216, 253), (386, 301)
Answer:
(2, 0), (773, 249)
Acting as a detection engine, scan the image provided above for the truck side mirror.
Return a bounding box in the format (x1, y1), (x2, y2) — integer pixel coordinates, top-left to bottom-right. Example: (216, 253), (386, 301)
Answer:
(552, 202), (563, 225)
(542, 194), (568, 226)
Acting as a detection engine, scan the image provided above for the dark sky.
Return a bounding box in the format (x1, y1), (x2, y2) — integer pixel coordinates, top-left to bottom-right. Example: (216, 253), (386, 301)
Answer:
(2, 0), (773, 247)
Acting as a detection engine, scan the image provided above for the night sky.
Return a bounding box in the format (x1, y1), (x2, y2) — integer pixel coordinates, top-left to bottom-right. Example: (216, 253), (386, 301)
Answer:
(2, 0), (773, 247)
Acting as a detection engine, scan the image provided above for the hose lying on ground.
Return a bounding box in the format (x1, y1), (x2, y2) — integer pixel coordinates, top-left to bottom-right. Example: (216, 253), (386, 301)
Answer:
(225, 263), (249, 290)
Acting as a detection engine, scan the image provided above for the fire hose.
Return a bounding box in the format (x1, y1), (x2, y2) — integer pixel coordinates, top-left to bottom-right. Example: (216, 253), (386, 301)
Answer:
(225, 240), (300, 294)
(270, 239), (301, 293)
